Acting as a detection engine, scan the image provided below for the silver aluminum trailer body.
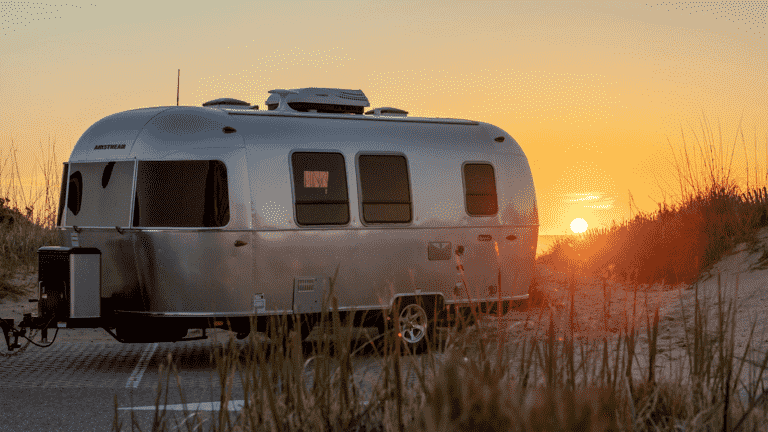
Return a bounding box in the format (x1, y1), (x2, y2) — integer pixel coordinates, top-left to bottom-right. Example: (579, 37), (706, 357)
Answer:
(51, 93), (537, 342)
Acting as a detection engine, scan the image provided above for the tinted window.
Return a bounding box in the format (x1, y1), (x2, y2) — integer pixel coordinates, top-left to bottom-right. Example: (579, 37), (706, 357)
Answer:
(101, 161), (115, 188)
(291, 152), (349, 225)
(66, 161), (134, 226)
(464, 163), (498, 216)
(359, 155), (412, 223)
(67, 170), (82, 216)
(133, 160), (229, 228)
(57, 163), (68, 226)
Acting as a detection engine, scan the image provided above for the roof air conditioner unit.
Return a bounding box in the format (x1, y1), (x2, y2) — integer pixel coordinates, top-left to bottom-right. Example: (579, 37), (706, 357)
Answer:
(265, 88), (370, 114)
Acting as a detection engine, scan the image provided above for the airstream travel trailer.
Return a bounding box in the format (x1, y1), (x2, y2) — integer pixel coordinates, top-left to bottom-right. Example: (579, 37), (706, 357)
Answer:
(1, 88), (538, 351)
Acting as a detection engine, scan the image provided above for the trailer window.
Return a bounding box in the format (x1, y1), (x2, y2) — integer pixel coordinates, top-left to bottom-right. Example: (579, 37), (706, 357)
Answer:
(65, 161), (134, 227)
(358, 155), (412, 223)
(463, 163), (498, 216)
(291, 152), (349, 225)
(67, 170), (82, 216)
(56, 164), (68, 226)
(133, 160), (229, 228)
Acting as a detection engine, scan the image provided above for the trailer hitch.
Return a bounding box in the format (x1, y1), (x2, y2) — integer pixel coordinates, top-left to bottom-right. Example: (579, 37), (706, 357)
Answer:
(1, 314), (49, 352)
(1, 318), (24, 351)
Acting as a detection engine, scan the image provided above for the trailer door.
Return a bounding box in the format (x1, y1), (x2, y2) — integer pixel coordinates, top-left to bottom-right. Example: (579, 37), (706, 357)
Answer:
(459, 163), (501, 302)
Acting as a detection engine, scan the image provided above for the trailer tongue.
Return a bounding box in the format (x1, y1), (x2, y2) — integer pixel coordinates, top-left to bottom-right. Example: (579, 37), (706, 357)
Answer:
(0, 245), (211, 353)
(2, 246), (99, 352)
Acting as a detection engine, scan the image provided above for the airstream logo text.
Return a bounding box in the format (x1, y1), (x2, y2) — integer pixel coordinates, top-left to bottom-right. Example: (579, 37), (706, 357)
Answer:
(93, 144), (126, 150)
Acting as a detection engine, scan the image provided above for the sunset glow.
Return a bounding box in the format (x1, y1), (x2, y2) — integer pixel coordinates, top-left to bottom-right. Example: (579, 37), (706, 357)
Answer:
(570, 218), (588, 234)
(0, 1), (765, 235)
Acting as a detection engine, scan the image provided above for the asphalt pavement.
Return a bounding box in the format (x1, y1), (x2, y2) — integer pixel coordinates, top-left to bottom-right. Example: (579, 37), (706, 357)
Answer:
(0, 330), (417, 431)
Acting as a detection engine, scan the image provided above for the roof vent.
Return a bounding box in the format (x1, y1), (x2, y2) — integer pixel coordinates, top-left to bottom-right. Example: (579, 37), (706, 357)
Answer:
(202, 98), (258, 109)
(265, 88), (370, 114)
(267, 89), (299, 112)
(365, 107), (408, 117)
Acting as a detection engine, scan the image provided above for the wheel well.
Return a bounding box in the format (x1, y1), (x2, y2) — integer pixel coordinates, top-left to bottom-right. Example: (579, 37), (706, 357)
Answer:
(389, 294), (445, 319)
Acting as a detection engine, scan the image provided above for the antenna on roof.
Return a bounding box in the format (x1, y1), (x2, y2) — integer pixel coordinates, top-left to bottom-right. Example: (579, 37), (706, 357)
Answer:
(176, 69), (180, 106)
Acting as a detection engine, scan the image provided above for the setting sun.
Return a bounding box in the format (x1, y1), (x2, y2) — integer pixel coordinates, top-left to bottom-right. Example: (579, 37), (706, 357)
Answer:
(570, 218), (588, 233)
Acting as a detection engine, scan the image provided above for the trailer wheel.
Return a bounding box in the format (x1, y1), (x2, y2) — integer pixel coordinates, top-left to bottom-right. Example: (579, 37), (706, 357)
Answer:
(388, 298), (436, 354)
(399, 304), (428, 345)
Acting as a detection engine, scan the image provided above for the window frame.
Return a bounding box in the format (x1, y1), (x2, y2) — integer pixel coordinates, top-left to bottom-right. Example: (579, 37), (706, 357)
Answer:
(355, 151), (414, 226)
(461, 161), (498, 217)
(288, 150), (351, 227)
(60, 160), (138, 229)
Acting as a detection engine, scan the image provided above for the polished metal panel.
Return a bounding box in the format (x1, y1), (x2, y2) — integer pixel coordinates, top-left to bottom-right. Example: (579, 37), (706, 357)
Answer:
(132, 230), (253, 313)
(69, 107), (169, 161)
(253, 228), (455, 313)
(70, 253), (100, 318)
(495, 152), (538, 226)
(453, 227), (500, 302)
(130, 107), (242, 160)
(498, 226), (537, 299)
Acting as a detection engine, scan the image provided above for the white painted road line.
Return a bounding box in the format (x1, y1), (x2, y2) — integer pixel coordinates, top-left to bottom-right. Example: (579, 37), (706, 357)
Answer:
(125, 342), (159, 388)
(119, 400), (246, 411)
(118, 400), (369, 412)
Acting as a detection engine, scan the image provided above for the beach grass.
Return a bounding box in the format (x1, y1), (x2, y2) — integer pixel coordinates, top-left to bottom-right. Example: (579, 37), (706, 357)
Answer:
(539, 115), (768, 288)
(0, 136), (62, 300)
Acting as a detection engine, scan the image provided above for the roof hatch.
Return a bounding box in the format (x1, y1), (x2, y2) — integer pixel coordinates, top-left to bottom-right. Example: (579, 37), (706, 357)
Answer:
(365, 107), (408, 117)
(265, 88), (370, 114)
(202, 98), (258, 109)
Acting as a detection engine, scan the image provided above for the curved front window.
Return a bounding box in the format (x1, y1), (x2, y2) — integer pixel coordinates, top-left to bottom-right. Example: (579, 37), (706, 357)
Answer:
(64, 161), (134, 227)
(133, 160), (229, 228)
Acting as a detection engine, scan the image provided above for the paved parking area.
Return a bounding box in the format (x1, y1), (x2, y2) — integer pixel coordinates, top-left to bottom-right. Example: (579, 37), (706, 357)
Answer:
(0, 335), (253, 431)
(0, 330), (403, 431)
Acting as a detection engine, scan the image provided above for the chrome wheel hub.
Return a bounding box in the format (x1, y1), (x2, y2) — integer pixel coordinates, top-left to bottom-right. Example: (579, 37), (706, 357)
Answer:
(398, 304), (427, 344)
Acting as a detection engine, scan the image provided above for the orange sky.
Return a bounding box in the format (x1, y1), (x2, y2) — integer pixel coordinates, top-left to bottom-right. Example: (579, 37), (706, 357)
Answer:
(1, 1), (766, 234)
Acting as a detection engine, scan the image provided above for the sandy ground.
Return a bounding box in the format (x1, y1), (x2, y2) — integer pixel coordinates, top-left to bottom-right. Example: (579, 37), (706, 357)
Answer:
(485, 226), (768, 398)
